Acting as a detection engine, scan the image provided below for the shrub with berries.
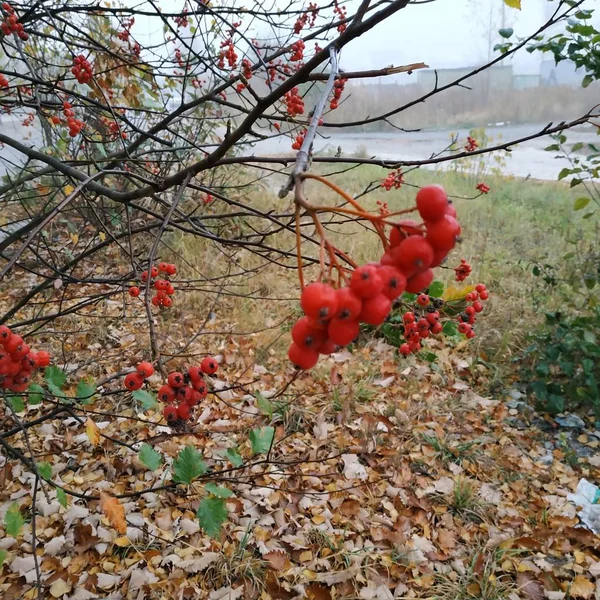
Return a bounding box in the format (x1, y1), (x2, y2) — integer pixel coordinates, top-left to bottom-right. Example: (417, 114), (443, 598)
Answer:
(71, 55), (93, 84)
(330, 77), (346, 110)
(0, 325), (51, 394)
(1, 2), (28, 40)
(129, 262), (178, 308)
(284, 87), (305, 117)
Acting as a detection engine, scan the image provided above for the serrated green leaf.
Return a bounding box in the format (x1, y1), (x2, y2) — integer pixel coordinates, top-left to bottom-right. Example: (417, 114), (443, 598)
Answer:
(132, 389), (158, 410)
(139, 443), (162, 471)
(255, 392), (273, 418)
(173, 446), (206, 484)
(574, 197), (590, 210)
(204, 483), (233, 498)
(197, 497), (227, 537)
(76, 378), (96, 404)
(0, 549), (7, 567)
(27, 383), (44, 405)
(4, 503), (24, 537)
(428, 281), (445, 298)
(45, 365), (66, 388)
(38, 462), (52, 480)
(224, 448), (243, 467)
(46, 381), (69, 401)
(249, 426), (275, 455)
(6, 396), (25, 413)
(442, 320), (459, 337)
(56, 488), (68, 509)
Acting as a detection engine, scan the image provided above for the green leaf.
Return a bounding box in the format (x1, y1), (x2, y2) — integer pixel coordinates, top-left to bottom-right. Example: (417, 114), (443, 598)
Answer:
(224, 448), (243, 468)
(402, 292), (417, 303)
(582, 74), (594, 88)
(428, 281), (445, 298)
(4, 503), (24, 537)
(558, 167), (572, 180)
(197, 497), (227, 538)
(574, 197), (590, 211)
(45, 365), (67, 388)
(544, 144), (560, 152)
(255, 392), (273, 418)
(204, 483), (233, 498)
(6, 396), (25, 413)
(38, 462), (52, 481)
(27, 383), (44, 405)
(570, 178), (582, 188)
(442, 321), (458, 337)
(249, 426), (275, 455)
(46, 381), (68, 400)
(173, 446), (207, 484)
(0, 549), (7, 568)
(499, 27), (514, 38)
(139, 443), (162, 471)
(75, 378), (96, 404)
(547, 394), (565, 414)
(571, 142), (584, 152)
(132, 389), (158, 410)
(56, 488), (68, 509)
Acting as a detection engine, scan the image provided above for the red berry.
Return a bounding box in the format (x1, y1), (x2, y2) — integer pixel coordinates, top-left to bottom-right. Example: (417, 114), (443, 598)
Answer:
(458, 322), (471, 334)
(327, 319), (359, 346)
(380, 252), (394, 266)
(4, 334), (23, 354)
(350, 266), (383, 299)
(193, 380), (208, 397)
(163, 405), (178, 422)
(479, 290), (489, 301)
(431, 322), (443, 334)
(392, 236), (434, 277)
(445, 203), (457, 218)
(416, 185), (448, 222)
(405, 269), (434, 294)
(176, 386), (192, 403)
(155, 279), (168, 291)
(141, 270), (149, 282)
(124, 372), (144, 391)
(291, 316), (326, 350)
(359, 293), (391, 326)
(0, 325), (12, 343)
(129, 286), (140, 297)
(379, 266), (406, 300)
(473, 301), (484, 313)
(188, 390), (202, 406)
(22, 352), (38, 370)
(426, 215), (461, 251)
(475, 284), (486, 293)
(399, 343), (411, 356)
(158, 385), (176, 403)
(465, 306), (475, 315)
(301, 282), (338, 319)
(431, 248), (449, 268)
(162, 296), (173, 307)
(165, 264), (177, 276)
(10, 342), (29, 360)
(200, 356), (218, 375)
(318, 339), (338, 355)
(136, 362), (154, 378)
(403, 312), (416, 324)
(167, 372), (185, 387)
(288, 343), (319, 370)
(426, 312), (439, 325)
(150, 266), (159, 278)
(188, 366), (203, 382)
(334, 288), (362, 320)
(466, 329), (476, 339)
(166, 284), (175, 295)
(37, 351), (51, 367)
(151, 296), (161, 306)
(417, 294), (430, 307)
(158, 262), (169, 272)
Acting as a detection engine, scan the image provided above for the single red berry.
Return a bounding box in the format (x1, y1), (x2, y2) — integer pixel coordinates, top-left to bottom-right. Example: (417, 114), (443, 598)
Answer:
(163, 405), (178, 422)
(176, 386), (192, 403)
(334, 287), (362, 320)
(193, 380), (208, 397)
(136, 361), (154, 378)
(426, 215), (461, 251)
(288, 343), (319, 370)
(416, 185), (448, 222)
(350, 266), (383, 299)
(379, 266), (407, 300)
(124, 372), (144, 391)
(129, 286), (140, 297)
(166, 283), (175, 295)
(475, 284), (486, 293)
(155, 280), (168, 291)
(151, 295), (161, 306)
(426, 311), (439, 325)
(188, 390), (202, 406)
(188, 366), (203, 382)
(10, 342), (29, 360)
(167, 371), (185, 387)
(392, 236), (434, 277)
(141, 270), (149, 282)
(417, 294), (430, 307)
(405, 269), (434, 294)
(458, 322), (471, 334)
(291, 316), (326, 350)
(473, 301), (484, 313)
(4, 334), (23, 355)
(158, 385), (176, 403)
(165, 263), (177, 276)
(22, 352), (39, 370)
(466, 329), (476, 339)
(403, 312), (416, 324)
(162, 296), (173, 307)
(158, 262), (169, 272)
(36, 351), (51, 367)
(445, 203), (457, 218)
(14, 372), (31, 385)
(300, 282), (339, 319)
(201, 356), (219, 375)
(318, 339), (338, 355)
(431, 322), (443, 334)
(479, 290), (489, 301)
(465, 306), (475, 315)
(327, 319), (360, 346)
(359, 293), (391, 326)
(399, 343), (411, 356)
(150, 266), (159, 278)
(431, 248), (449, 268)
(0, 325), (12, 343)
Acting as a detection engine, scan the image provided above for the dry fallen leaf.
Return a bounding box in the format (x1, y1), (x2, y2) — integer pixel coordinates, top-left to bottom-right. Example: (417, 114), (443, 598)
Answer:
(263, 550), (290, 572)
(86, 418), (100, 446)
(99, 492), (127, 534)
(569, 575), (595, 599)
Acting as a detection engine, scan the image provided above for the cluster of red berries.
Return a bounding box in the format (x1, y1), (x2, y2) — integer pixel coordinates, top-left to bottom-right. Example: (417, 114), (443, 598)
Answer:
(464, 136), (478, 152)
(72, 55), (93, 84)
(0, 326), (51, 393)
(457, 283), (489, 337)
(381, 169), (404, 191)
(288, 185), (462, 370)
(241, 58), (252, 81)
(330, 77), (346, 110)
(1, 2), (27, 40)
(0, 74), (8, 88)
(376, 200), (389, 216)
(60, 101), (85, 137)
(333, 0), (347, 32)
(160, 358), (219, 424)
(123, 361), (154, 391)
(128, 262), (178, 307)
(454, 258), (472, 282)
(399, 295), (444, 355)
(476, 183), (490, 194)
(291, 129), (306, 151)
(284, 87), (304, 117)
(293, 2), (318, 33)
(174, 9), (189, 29)
(117, 17), (135, 41)
(289, 39), (305, 62)
(218, 39), (237, 69)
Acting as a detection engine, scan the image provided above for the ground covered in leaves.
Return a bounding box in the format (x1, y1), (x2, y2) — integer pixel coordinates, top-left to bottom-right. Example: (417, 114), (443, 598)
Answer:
(1, 316), (600, 600)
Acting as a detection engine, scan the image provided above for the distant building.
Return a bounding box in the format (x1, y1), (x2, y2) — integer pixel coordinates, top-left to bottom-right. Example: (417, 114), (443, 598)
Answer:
(540, 59), (583, 87)
(416, 65), (513, 91)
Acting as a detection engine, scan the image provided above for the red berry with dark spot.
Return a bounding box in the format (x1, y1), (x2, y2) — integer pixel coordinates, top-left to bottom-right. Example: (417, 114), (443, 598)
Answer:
(301, 282), (339, 319)
(327, 319), (360, 347)
(399, 343), (411, 356)
(379, 266), (406, 300)
(188, 366), (203, 382)
(405, 269), (434, 294)
(291, 316), (326, 351)
(350, 266), (383, 299)
(403, 312), (415, 324)
(288, 343), (319, 370)
(136, 362), (154, 378)
(426, 215), (461, 251)
(129, 286), (140, 297)
(158, 385), (176, 403)
(473, 300), (484, 313)
(359, 293), (391, 326)
(124, 372), (144, 391)
(176, 386), (192, 403)
(417, 294), (430, 307)
(334, 287), (362, 320)
(163, 405), (178, 422)
(479, 290), (489, 301)
(392, 236), (434, 277)
(0, 325), (12, 343)
(167, 371), (185, 387)
(201, 356), (218, 375)
(416, 185), (448, 222)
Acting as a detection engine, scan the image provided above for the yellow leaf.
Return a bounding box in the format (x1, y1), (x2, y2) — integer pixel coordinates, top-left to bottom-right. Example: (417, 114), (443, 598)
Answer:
(504, 0), (521, 8)
(64, 185), (74, 196)
(70, 233), (79, 245)
(86, 418), (100, 446)
(442, 284), (475, 302)
(100, 493), (127, 534)
(99, 232), (106, 242)
(114, 536), (131, 547)
(570, 575), (595, 599)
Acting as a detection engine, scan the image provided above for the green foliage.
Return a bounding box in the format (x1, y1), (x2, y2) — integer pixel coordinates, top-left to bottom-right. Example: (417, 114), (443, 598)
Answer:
(27, 383), (44, 405)
(132, 389), (158, 410)
(0, 549), (7, 567)
(57, 488), (68, 509)
(521, 310), (600, 416)
(139, 443), (162, 471)
(204, 483), (232, 498)
(38, 462), (52, 480)
(172, 446), (207, 484)
(76, 378), (96, 404)
(249, 426), (275, 455)
(4, 503), (24, 537)
(197, 496), (228, 538)
(223, 447), (243, 467)
(6, 396), (25, 413)
(45, 365), (67, 388)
